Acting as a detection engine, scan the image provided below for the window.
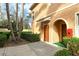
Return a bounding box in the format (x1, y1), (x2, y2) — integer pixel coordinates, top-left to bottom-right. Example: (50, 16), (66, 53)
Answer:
(75, 13), (79, 37)
(77, 14), (79, 26)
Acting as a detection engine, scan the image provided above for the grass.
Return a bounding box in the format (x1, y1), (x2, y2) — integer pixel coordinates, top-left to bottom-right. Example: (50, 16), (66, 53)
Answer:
(54, 42), (65, 47)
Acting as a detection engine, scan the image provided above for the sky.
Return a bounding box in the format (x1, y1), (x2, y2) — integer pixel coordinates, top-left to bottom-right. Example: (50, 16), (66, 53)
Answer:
(0, 3), (33, 27)
(0, 3), (32, 17)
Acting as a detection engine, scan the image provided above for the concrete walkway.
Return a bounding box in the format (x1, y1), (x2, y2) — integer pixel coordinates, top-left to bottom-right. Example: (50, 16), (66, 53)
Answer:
(0, 41), (62, 56)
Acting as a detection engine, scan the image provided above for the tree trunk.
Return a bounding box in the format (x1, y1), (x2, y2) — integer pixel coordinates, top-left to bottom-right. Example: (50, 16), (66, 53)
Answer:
(6, 3), (16, 41)
(15, 3), (18, 32)
(21, 3), (24, 31)
(0, 4), (2, 19)
(19, 3), (25, 41)
(15, 3), (21, 40)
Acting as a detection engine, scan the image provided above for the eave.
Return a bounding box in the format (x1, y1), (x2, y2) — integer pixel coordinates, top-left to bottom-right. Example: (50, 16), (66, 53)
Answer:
(30, 3), (39, 10)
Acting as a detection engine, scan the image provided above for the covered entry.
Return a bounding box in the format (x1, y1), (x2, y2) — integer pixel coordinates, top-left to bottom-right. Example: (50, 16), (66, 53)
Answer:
(41, 20), (50, 42)
(44, 24), (49, 42)
(54, 20), (67, 42)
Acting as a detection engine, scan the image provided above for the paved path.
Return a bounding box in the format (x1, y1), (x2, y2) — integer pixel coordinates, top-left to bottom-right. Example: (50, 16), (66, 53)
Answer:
(0, 41), (63, 56)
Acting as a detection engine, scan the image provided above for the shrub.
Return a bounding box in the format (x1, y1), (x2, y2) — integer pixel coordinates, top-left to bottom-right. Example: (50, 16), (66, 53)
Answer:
(29, 34), (40, 42)
(21, 32), (40, 42)
(62, 37), (70, 47)
(62, 37), (79, 47)
(54, 37), (79, 56)
(0, 34), (8, 47)
(67, 40), (79, 55)
(0, 32), (10, 39)
(70, 37), (79, 44)
(54, 49), (72, 56)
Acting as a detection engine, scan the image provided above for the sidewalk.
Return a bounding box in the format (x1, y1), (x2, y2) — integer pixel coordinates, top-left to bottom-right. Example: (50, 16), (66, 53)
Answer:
(0, 41), (63, 56)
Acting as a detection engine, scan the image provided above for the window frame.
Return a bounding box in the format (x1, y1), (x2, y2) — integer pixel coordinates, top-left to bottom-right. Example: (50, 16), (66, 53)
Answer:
(75, 12), (79, 37)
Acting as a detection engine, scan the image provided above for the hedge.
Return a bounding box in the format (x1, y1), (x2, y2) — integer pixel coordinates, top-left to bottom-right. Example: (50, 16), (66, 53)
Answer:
(0, 32), (10, 39)
(54, 49), (72, 56)
(21, 32), (40, 42)
(0, 34), (8, 47)
(0, 32), (10, 47)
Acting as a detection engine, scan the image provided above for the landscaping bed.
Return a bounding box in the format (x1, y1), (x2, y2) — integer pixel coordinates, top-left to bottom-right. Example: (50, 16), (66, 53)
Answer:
(21, 32), (40, 42)
(0, 32), (10, 47)
(54, 37), (79, 56)
(0, 31), (40, 47)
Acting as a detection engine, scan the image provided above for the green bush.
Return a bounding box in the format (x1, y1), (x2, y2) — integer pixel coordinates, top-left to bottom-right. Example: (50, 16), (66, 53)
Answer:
(0, 34), (8, 47)
(62, 37), (70, 47)
(54, 37), (79, 56)
(0, 32), (10, 39)
(54, 49), (72, 56)
(67, 40), (79, 55)
(62, 37), (79, 47)
(29, 34), (40, 42)
(21, 32), (40, 42)
(70, 37), (79, 44)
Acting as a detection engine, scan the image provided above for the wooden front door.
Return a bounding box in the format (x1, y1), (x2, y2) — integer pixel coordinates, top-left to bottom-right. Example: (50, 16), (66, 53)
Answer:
(44, 25), (49, 42)
(61, 24), (67, 41)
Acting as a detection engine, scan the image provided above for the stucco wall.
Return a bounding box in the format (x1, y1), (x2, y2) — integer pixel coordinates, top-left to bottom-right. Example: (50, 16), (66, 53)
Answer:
(49, 4), (79, 43)
(31, 3), (79, 43)
(32, 4), (49, 34)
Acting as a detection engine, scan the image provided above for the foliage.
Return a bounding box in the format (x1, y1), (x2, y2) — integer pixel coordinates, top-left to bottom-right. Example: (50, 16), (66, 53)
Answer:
(67, 39), (79, 55)
(0, 20), (8, 28)
(21, 32), (40, 42)
(0, 32), (11, 39)
(54, 37), (79, 56)
(0, 34), (8, 47)
(54, 42), (65, 47)
(70, 37), (79, 43)
(62, 37), (70, 47)
(23, 15), (32, 29)
(12, 21), (17, 32)
(54, 49), (72, 56)
(24, 23), (30, 29)
(62, 37), (79, 47)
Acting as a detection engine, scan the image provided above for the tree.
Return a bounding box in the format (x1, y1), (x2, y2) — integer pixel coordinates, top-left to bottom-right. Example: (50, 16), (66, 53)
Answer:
(17, 3), (25, 40)
(15, 3), (18, 32)
(24, 15), (31, 29)
(6, 3), (16, 41)
(19, 3), (25, 31)
(0, 3), (2, 19)
(15, 3), (21, 40)
(5, 3), (27, 42)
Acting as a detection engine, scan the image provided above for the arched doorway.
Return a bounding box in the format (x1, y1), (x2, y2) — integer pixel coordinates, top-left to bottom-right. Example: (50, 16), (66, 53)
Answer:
(54, 20), (67, 42)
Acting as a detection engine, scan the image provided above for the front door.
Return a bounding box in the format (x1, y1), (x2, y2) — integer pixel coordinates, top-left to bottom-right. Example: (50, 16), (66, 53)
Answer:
(44, 25), (49, 42)
(61, 24), (67, 41)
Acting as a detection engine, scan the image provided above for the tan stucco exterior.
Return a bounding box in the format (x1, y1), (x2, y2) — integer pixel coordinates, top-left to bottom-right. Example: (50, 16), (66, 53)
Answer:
(30, 3), (79, 43)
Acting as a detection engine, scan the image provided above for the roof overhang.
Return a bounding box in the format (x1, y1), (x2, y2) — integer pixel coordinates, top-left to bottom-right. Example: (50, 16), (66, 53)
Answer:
(37, 16), (51, 23)
(30, 3), (39, 10)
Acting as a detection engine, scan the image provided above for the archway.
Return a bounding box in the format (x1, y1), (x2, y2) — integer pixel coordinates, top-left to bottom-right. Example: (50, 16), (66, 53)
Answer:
(54, 19), (67, 42)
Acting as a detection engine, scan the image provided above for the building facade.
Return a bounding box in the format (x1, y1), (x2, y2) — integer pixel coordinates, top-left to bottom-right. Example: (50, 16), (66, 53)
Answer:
(30, 3), (79, 43)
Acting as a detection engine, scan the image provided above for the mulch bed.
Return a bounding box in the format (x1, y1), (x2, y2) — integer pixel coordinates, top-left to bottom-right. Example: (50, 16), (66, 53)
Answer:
(4, 39), (30, 47)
